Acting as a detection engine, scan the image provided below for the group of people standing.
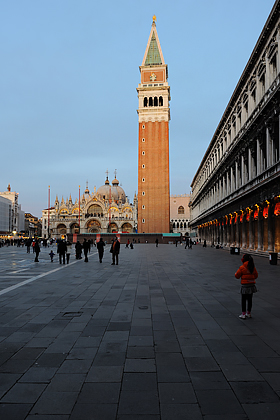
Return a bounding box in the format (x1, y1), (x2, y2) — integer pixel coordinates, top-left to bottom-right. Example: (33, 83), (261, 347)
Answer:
(57, 236), (121, 266)
(30, 236), (121, 266)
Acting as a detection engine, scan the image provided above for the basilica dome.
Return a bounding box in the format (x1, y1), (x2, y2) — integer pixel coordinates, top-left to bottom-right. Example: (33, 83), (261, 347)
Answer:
(96, 177), (119, 201)
(112, 177), (126, 203)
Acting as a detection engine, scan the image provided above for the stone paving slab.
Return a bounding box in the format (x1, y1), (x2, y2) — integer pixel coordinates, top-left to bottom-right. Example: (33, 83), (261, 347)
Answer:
(0, 243), (280, 419)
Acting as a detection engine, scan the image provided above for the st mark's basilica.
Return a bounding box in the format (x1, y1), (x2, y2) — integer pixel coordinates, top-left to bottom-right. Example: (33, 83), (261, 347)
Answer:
(41, 173), (137, 237)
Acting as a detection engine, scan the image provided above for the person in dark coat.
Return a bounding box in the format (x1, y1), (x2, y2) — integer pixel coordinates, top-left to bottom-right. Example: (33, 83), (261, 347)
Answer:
(110, 237), (120, 265)
(34, 239), (40, 262)
(57, 239), (67, 264)
(83, 238), (90, 262)
(66, 241), (72, 264)
(75, 241), (82, 259)
(26, 238), (32, 253)
(97, 237), (105, 263)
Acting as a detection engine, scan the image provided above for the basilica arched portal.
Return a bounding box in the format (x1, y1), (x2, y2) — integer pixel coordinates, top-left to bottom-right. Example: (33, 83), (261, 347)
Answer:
(86, 219), (101, 233)
(108, 223), (118, 233)
(70, 223), (79, 234)
(121, 223), (133, 233)
(57, 224), (67, 235)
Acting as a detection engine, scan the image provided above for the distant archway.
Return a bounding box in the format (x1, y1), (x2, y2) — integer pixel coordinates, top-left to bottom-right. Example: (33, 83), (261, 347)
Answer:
(108, 223), (118, 233)
(70, 223), (79, 234)
(121, 223), (133, 233)
(86, 219), (101, 233)
(57, 224), (67, 235)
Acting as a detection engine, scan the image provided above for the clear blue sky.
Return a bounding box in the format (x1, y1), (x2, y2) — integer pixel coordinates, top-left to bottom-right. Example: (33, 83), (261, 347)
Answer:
(1, 0), (276, 217)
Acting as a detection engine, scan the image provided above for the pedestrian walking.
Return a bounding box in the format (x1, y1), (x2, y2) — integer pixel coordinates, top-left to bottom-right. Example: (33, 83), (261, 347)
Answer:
(110, 237), (120, 265)
(75, 241), (82, 259)
(49, 250), (55, 262)
(26, 238), (31, 253)
(97, 237), (105, 263)
(34, 239), (40, 262)
(155, 238), (158, 247)
(57, 239), (67, 264)
(235, 254), (258, 319)
(66, 241), (72, 264)
(83, 238), (90, 262)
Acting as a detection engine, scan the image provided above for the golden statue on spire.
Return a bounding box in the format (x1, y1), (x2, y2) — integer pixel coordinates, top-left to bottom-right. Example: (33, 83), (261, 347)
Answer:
(153, 15), (156, 23)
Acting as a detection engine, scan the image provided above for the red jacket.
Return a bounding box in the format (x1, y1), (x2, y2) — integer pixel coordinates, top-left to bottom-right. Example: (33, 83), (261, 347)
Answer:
(235, 261), (258, 285)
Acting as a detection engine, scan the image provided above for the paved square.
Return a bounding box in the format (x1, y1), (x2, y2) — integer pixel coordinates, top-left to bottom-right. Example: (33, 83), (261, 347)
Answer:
(0, 243), (280, 419)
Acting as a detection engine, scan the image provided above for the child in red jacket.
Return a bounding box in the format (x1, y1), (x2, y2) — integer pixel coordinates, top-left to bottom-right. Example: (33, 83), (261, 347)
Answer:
(235, 254), (258, 319)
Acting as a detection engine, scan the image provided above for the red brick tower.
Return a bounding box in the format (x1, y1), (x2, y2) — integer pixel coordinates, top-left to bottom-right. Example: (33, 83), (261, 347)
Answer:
(137, 16), (170, 233)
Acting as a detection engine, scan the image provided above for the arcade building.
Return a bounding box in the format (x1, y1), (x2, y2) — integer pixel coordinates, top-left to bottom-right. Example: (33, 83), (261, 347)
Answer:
(190, 0), (280, 255)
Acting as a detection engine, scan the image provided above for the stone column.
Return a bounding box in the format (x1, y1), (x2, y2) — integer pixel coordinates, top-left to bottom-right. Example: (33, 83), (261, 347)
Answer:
(235, 161), (239, 189)
(236, 215), (240, 248)
(266, 126), (272, 168)
(231, 167), (234, 192)
(257, 205), (263, 251)
(267, 202), (275, 252)
(256, 139), (261, 175)
(277, 29), (280, 76)
(265, 53), (270, 91)
(241, 154), (245, 186)
(229, 217), (233, 246)
(242, 215), (247, 249)
(279, 114), (280, 159)
(248, 210), (254, 250)
(224, 219), (227, 247)
(248, 148), (252, 181)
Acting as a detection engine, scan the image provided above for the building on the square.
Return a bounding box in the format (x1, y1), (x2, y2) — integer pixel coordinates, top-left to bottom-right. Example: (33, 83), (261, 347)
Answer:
(137, 16), (170, 233)
(25, 213), (42, 238)
(0, 196), (11, 234)
(170, 194), (191, 236)
(0, 184), (25, 235)
(189, 0), (280, 254)
(41, 175), (138, 238)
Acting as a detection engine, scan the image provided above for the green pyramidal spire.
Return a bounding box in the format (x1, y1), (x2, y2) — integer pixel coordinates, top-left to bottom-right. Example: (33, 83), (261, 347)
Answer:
(145, 31), (162, 66)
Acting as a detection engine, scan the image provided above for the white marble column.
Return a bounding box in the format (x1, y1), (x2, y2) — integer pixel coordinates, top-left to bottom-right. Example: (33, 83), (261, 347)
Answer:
(241, 155), (245, 186)
(248, 148), (252, 181)
(256, 139), (261, 175)
(235, 161), (239, 189)
(266, 126), (272, 168)
(230, 167), (233, 193)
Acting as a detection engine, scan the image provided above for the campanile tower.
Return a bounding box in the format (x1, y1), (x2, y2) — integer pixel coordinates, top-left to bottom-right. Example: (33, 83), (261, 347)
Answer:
(137, 16), (170, 233)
